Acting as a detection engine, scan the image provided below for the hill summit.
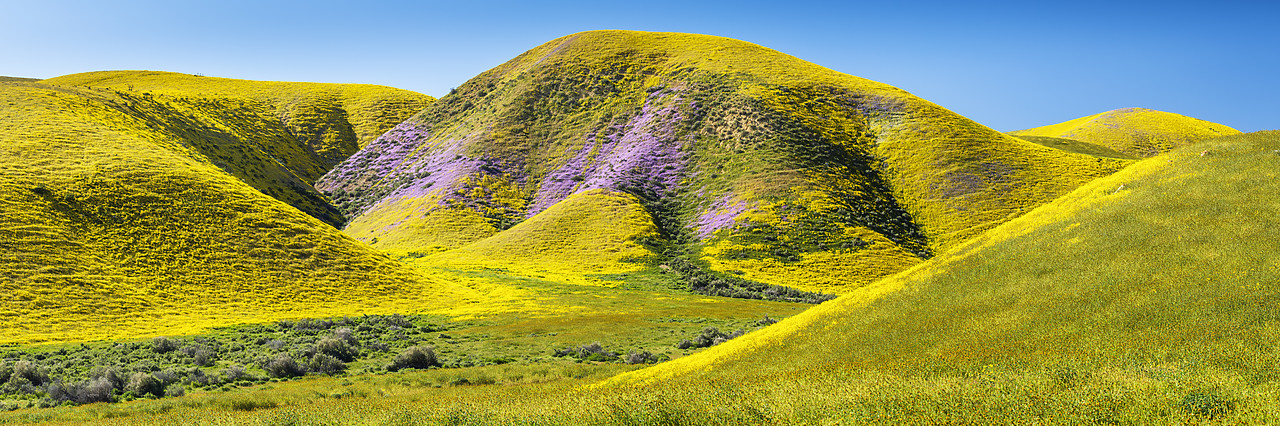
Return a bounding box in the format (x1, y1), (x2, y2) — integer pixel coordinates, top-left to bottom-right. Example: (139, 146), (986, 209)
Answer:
(1010, 107), (1239, 158)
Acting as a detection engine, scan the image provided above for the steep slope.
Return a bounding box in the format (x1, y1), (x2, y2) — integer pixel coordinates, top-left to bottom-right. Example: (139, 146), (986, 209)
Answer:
(320, 30), (1129, 294)
(1010, 107), (1239, 158)
(603, 131), (1280, 422)
(39, 71), (434, 226)
(0, 78), (452, 344)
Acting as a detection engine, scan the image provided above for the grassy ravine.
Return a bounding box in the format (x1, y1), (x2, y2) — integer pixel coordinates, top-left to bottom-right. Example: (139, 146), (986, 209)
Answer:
(320, 30), (1138, 295)
(10, 131), (1273, 424)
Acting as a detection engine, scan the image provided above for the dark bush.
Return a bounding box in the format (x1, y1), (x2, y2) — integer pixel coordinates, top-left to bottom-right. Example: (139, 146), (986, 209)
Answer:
(220, 365), (250, 383)
(11, 361), (48, 386)
(186, 369), (213, 387)
(74, 377), (116, 404)
(553, 342), (619, 361)
(192, 347), (217, 367)
(387, 345), (440, 371)
(164, 384), (185, 397)
(264, 354), (307, 378)
(151, 336), (178, 354)
(625, 351), (662, 364)
(314, 336), (359, 362)
(125, 372), (164, 398)
(331, 327), (357, 345)
(0, 362), (10, 384)
(309, 353), (347, 375)
(1180, 392), (1236, 420)
(88, 366), (124, 391)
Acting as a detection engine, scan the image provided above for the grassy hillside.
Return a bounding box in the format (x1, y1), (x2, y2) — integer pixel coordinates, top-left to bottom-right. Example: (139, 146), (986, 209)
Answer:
(0, 77), (449, 344)
(36, 71), (433, 226)
(1010, 107), (1239, 158)
(596, 130), (1280, 422)
(320, 30), (1129, 294)
(86, 131), (1278, 425)
(17, 126), (1274, 426)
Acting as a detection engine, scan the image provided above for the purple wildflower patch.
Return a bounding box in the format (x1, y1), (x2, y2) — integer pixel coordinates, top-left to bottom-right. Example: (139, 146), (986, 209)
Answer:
(528, 91), (691, 216)
(693, 194), (756, 240)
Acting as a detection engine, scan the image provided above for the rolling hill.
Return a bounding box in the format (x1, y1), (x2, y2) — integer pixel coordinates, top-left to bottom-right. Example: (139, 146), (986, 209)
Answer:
(318, 30), (1135, 294)
(1010, 107), (1240, 158)
(38, 71), (435, 226)
(0, 75), (448, 344)
(600, 130), (1280, 422)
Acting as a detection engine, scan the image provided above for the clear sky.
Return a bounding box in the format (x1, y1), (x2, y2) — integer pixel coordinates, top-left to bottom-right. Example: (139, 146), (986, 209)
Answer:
(2, 0), (1275, 131)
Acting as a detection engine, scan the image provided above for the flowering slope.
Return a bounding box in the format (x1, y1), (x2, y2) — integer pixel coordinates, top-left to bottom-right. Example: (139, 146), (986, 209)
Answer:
(0, 77), (452, 344)
(39, 71), (434, 226)
(323, 30), (1128, 294)
(597, 131), (1280, 422)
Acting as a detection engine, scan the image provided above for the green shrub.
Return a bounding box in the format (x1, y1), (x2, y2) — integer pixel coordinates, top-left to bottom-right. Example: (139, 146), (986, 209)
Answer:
(314, 336), (358, 362)
(151, 336), (177, 354)
(309, 353), (347, 375)
(125, 372), (163, 398)
(10, 361), (48, 386)
(264, 354), (307, 378)
(387, 345), (440, 371)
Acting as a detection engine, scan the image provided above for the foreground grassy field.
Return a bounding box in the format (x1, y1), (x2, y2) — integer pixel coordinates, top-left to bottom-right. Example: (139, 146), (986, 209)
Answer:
(7, 131), (1272, 424)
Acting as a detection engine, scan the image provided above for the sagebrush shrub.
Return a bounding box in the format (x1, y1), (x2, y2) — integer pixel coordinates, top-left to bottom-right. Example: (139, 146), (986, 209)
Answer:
(309, 353), (347, 375)
(125, 372), (163, 398)
(388, 345), (440, 371)
(264, 354), (307, 378)
(151, 336), (177, 354)
(314, 336), (358, 362)
(11, 361), (47, 386)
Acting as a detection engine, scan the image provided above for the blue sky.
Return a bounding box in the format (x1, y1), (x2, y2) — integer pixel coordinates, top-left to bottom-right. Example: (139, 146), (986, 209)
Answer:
(2, 0), (1275, 131)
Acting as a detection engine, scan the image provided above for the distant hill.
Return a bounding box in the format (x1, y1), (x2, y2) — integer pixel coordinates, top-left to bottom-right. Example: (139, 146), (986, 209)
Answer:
(1010, 107), (1239, 158)
(319, 30), (1129, 294)
(603, 131), (1280, 421)
(0, 76), (446, 344)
